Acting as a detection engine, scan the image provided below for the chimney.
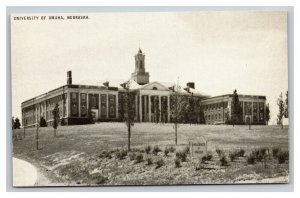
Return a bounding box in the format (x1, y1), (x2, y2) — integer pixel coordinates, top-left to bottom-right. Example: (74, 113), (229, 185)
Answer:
(187, 82), (195, 89)
(67, 71), (72, 85)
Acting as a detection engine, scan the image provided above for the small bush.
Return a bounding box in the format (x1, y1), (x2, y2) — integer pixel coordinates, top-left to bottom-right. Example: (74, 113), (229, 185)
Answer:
(229, 152), (237, 162)
(99, 151), (112, 159)
(247, 153), (256, 164)
(237, 149), (245, 157)
(146, 157), (153, 165)
(153, 145), (162, 155)
(216, 149), (224, 157)
(184, 146), (190, 155)
(175, 158), (181, 168)
(176, 151), (187, 162)
(272, 147), (281, 158)
(220, 155), (228, 166)
(115, 150), (127, 160)
(135, 153), (144, 164)
(253, 147), (267, 162)
(168, 146), (176, 153)
(201, 156), (208, 163)
(164, 147), (170, 156)
(40, 117), (47, 127)
(144, 145), (152, 154)
(155, 159), (165, 169)
(277, 150), (289, 164)
(206, 154), (213, 161)
(129, 152), (136, 161)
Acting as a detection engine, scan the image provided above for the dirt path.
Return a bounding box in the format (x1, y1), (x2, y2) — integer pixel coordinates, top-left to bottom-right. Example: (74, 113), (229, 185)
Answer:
(13, 157), (38, 187)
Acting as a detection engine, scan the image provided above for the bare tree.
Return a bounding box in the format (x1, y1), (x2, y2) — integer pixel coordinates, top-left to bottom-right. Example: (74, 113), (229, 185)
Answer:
(277, 92), (284, 129)
(120, 81), (135, 151)
(52, 103), (60, 137)
(284, 90), (288, 118)
(169, 84), (185, 145)
(265, 103), (270, 125)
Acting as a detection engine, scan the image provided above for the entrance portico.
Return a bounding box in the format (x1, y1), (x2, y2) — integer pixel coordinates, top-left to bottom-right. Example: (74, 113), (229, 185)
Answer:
(136, 82), (171, 123)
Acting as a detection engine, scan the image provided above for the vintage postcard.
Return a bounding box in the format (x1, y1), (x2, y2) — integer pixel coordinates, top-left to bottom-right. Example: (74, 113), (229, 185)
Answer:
(11, 11), (289, 186)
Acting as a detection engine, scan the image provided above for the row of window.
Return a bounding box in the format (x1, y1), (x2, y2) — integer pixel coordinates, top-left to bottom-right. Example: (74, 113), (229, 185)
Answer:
(202, 102), (228, 111)
(70, 92), (117, 118)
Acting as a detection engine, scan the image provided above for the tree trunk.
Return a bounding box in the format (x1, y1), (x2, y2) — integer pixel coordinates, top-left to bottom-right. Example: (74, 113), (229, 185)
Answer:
(175, 122), (178, 145)
(23, 127), (26, 138)
(36, 127), (39, 150)
(128, 124), (131, 151)
(54, 128), (56, 137)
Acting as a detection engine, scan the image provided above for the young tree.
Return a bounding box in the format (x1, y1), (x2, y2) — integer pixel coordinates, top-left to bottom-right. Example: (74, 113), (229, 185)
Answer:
(36, 118), (40, 150)
(14, 117), (21, 129)
(284, 90), (288, 118)
(277, 92), (284, 129)
(12, 117), (15, 130)
(265, 103), (270, 125)
(52, 103), (60, 137)
(40, 117), (47, 127)
(169, 85), (185, 145)
(231, 89), (243, 127)
(120, 81), (135, 151)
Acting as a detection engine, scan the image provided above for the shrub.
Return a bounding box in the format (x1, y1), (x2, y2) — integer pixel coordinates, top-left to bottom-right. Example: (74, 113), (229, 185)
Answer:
(135, 153), (144, 164)
(277, 150), (289, 164)
(153, 145), (162, 155)
(129, 152), (136, 161)
(184, 146), (190, 155)
(164, 147), (170, 156)
(115, 150), (127, 160)
(146, 157), (152, 165)
(216, 149), (224, 157)
(206, 154), (213, 161)
(168, 146), (176, 153)
(99, 151), (112, 159)
(229, 152), (237, 162)
(237, 149), (245, 157)
(176, 151), (187, 162)
(201, 156), (208, 163)
(144, 145), (152, 154)
(247, 153), (256, 164)
(272, 147), (281, 158)
(155, 159), (165, 169)
(253, 147), (267, 162)
(40, 117), (47, 127)
(90, 173), (108, 185)
(175, 158), (181, 168)
(220, 155), (228, 166)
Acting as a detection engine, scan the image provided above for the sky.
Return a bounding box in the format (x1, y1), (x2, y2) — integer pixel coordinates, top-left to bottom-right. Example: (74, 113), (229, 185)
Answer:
(11, 11), (288, 124)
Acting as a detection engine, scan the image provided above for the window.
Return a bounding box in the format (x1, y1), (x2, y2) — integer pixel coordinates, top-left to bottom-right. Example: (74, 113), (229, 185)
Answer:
(101, 94), (107, 118)
(108, 94), (116, 118)
(81, 93), (87, 117)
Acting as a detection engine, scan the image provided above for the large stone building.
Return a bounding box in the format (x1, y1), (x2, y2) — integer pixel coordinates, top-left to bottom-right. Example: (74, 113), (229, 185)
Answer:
(21, 49), (267, 127)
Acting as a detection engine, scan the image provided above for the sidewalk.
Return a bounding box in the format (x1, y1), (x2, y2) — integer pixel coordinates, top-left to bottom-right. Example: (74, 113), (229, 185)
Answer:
(13, 157), (37, 187)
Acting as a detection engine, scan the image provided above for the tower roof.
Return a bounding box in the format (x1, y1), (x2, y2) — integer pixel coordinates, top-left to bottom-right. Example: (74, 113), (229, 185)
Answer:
(138, 48), (142, 53)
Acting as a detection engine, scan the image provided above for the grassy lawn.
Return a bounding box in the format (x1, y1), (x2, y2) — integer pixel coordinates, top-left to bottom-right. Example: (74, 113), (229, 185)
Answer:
(12, 123), (289, 186)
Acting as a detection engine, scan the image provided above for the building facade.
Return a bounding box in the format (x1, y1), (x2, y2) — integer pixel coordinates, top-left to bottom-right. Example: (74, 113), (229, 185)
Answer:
(21, 49), (266, 127)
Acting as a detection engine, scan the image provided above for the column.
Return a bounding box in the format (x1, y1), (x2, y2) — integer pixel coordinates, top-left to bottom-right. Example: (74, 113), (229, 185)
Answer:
(159, 96), (162, 122)
(106, 93), (109, 119)
(139, 94), (142, 122)
(148, 95), (152, 122)
(115, 93), (118, 119)
(67, 92), (70, 117)
(242, 101), (245, 122)
(167, 95), (170, 123)
(251, 102), (254, 122)
(98, 92), (101, 118)
(78, 92), (81, 117)
(135, 94), (138, 121)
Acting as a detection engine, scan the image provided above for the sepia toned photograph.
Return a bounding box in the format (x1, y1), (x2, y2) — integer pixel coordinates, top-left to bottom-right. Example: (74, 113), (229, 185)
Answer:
(11, 11), (289, 187)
